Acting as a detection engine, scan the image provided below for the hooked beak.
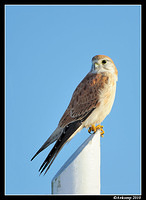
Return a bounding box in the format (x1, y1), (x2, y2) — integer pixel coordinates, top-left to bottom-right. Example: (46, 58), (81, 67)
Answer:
(94, 62), (99, 69)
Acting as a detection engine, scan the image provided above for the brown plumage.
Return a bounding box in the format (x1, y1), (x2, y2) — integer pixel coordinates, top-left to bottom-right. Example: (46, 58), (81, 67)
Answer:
(31, 55), (118, 175)
(59, 73), (109, 127)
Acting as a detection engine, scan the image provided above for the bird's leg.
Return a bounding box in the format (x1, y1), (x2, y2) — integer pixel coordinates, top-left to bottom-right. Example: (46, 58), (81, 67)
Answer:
(88, 124), (105, 137)
(88, 124), (96, 133)
(96, 124), (104, 137)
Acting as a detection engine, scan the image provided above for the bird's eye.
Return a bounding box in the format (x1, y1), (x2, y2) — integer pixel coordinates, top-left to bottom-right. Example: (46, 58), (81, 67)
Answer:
(102, 60), (107, 65)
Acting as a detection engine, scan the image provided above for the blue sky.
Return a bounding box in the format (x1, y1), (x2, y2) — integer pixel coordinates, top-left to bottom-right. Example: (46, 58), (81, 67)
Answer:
(5, 5), (141, 195)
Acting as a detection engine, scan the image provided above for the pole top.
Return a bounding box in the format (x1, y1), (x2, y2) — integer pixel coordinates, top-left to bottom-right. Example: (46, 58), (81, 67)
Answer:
(51, 130), (101, 194)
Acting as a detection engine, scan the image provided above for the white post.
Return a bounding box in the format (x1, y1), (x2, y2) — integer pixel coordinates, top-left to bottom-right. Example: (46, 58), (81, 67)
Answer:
(51, 130), (101, 195)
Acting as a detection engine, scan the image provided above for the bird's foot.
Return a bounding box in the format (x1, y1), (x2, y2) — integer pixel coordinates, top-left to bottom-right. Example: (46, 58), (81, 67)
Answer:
(88, 124), (104, 137)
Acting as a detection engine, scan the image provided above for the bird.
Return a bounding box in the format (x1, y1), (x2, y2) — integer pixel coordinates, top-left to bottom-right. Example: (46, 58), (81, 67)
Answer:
(31, 55), (118, 175)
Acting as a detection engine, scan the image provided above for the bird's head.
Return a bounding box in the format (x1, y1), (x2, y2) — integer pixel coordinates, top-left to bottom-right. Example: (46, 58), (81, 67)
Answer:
(91, 55), (118, 81)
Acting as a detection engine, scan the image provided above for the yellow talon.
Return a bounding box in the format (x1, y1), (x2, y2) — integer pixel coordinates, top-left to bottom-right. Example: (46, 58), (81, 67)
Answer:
(100, 130), (105, 137)
(91, 124), (96, 133)
(88, 127), (91, 133)
(88, 124), (105, 137)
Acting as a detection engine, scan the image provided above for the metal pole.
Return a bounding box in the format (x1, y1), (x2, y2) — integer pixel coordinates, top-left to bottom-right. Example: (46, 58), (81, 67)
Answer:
(51, 130), (101, 195)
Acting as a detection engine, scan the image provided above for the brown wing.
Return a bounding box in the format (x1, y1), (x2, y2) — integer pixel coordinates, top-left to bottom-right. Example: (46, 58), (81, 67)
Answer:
(59, 72), (109, 127)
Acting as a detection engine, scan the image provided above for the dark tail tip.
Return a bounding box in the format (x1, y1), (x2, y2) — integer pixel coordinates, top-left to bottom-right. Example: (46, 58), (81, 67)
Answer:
(30, 152), (38, 161)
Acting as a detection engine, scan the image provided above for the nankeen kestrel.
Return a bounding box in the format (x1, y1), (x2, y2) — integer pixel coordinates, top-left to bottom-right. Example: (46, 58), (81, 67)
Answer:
(31, 55), (118, 175)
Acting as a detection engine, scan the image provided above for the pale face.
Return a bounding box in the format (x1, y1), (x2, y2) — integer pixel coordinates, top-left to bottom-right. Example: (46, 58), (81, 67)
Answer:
(91, 56), (117, 76)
